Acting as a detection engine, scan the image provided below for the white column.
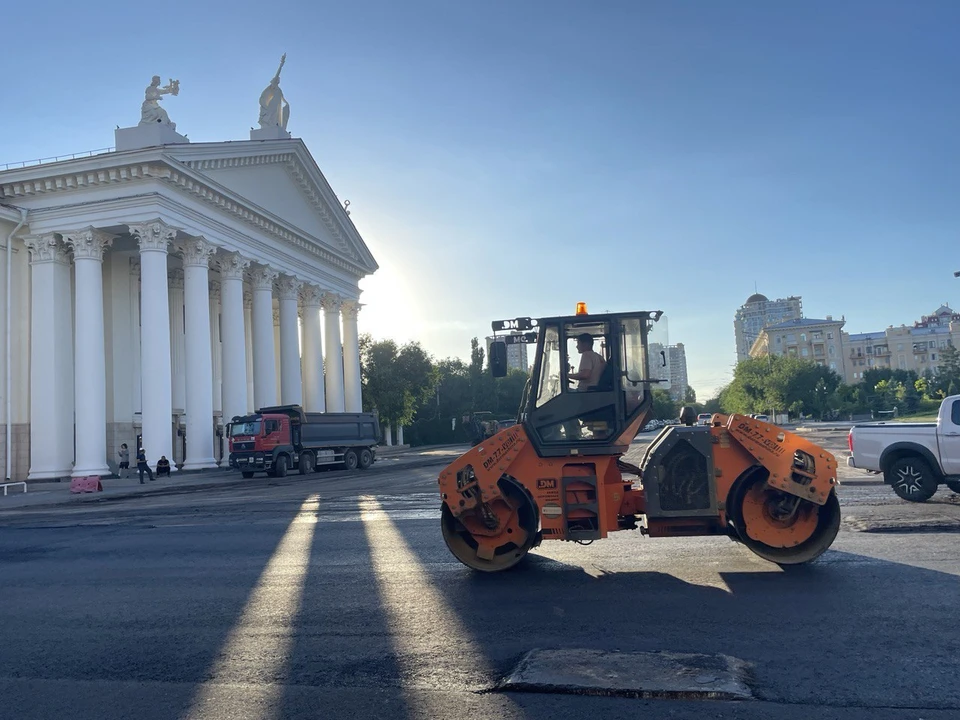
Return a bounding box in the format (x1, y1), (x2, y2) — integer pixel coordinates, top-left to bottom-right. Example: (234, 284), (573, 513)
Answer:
(129, 258), (142, 421)
(168, 269), (185, 414)
(384, 423), (393, 446)
(130, 221), (175, 468)
(250, 266), (279, 410)
(273, 307), (282, 403)
(277, 275), (303, 406)
(300, 285), (325, 412)
(64, 227), (113, 477)
(219, 253), (251, 425)
(321, 292), (346, 412)
(179, 237), (218, 470)
(398, 425), (404, 445)
(25, 235), (74, 479)
(243, 289), (255, 412)
(209, 280), (223, 415)
(341, 299), (363, 412)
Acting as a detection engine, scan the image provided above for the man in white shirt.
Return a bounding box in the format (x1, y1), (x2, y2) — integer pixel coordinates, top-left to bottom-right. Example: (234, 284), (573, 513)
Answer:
(569, 333), (606, 391)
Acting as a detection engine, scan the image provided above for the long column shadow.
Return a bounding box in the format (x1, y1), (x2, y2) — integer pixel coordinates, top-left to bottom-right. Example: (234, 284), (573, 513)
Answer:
(276, 494), (410, 718)
(0, 493), (313, 719)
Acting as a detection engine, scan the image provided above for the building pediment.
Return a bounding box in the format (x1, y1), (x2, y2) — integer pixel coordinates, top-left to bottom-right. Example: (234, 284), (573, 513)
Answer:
(165, 140), (377, 275)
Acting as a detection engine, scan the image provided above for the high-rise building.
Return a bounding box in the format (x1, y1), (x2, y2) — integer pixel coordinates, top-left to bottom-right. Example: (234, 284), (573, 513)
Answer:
(666, 344), (688, 402)
(647, 341), (671, 391)
(734, 293), (803, 362)
(485, 336), (529, 373)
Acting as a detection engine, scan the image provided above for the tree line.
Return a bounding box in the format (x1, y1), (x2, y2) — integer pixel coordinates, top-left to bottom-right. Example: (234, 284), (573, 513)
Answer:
(360, 333), (960, 447)
(359, 335), (528, 445)
(703, 345), (960, 421)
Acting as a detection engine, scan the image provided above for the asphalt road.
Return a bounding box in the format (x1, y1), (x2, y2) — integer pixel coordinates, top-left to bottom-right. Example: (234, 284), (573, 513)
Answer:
(1, 430), (959, 720)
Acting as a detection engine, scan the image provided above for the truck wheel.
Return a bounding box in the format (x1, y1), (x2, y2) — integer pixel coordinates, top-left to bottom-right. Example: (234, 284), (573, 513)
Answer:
(343, 449), (359, 471)
(241, 471), (254, 479)
(275, 455), (288, 478)
(946, 480), (960, 495)
(358, 448), (374, 469)
(298, 453), (314, 475)
(887, 456), (937, 502)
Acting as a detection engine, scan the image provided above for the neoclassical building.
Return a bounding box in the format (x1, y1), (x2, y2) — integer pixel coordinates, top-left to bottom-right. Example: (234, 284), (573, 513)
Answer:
(0, 73), (377, 482)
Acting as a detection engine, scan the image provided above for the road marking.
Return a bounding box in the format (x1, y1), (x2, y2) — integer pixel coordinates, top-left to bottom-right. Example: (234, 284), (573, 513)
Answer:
(183, 494), (320, 720)
(360, 495), (519, 715)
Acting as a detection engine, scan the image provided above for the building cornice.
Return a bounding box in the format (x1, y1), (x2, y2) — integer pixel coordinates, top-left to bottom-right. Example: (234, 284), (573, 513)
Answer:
(0, 145), (375, 279)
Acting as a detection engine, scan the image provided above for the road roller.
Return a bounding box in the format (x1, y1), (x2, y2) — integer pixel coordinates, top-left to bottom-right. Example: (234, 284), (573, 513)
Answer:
(437, 306), (841, 571)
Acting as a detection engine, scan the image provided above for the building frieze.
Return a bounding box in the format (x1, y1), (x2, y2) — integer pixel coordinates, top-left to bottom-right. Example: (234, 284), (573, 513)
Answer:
(1, 154), (372, 279)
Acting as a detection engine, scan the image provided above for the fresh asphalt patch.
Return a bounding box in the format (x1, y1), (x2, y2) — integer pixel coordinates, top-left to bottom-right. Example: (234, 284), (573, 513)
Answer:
(497, 649), (754, 700)
(843, 516), (960, 533)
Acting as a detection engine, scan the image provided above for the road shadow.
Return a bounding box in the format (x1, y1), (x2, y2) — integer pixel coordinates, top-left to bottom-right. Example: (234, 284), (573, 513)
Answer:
(389, 514), (960, 712)
(277, 500), (407, 718)
(0, 493), (312, 719)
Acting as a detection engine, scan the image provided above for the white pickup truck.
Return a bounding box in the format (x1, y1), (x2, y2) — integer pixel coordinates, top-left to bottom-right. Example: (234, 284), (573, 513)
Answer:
(847, 395), (960, 501)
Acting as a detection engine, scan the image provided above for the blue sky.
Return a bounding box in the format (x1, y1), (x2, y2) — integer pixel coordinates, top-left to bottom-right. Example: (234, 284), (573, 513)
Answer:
(4, 0), (959, 398)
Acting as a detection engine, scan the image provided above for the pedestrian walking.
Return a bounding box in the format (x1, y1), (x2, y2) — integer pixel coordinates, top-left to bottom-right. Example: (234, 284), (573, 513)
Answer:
(117, 443), (130, 478)
(136, 448), (154, 484)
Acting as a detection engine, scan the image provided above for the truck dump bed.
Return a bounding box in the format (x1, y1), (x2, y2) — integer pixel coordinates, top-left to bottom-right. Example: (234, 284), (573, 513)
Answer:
(256, 405), (380, 447)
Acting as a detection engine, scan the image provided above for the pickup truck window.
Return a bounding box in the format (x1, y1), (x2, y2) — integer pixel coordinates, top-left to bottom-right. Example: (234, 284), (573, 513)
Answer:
(953, 400), (960, 426)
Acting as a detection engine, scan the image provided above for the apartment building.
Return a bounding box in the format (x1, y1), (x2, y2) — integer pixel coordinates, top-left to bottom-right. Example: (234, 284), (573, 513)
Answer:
(751, 305), (959, 385)
(734, 293), (803, 362)
(485, 335), (529, 373)
(749, 317), (847, 377)
(842, 306), (959, 383)
(667, 344), (689, 402)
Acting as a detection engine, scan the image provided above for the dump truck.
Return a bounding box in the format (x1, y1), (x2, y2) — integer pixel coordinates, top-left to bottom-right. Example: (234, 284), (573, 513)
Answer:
(227, 404), (380, 478)
(437, 306), (841, 571)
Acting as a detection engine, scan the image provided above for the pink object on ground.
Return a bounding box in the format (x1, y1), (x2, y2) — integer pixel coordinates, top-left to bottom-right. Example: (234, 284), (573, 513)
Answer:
(70, 476), (102, 493)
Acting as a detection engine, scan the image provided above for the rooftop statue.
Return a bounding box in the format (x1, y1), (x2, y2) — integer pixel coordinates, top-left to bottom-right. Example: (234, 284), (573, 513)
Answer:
(258, 54), (290, 130)
(139, 76), (180, 130)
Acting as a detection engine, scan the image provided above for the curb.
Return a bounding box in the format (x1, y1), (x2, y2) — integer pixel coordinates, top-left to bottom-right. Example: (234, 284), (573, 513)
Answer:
(0, 454), (457, 513)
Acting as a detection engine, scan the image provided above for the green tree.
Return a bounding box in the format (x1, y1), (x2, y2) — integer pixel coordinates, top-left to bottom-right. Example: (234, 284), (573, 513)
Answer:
(651, 387), (679, 421)
(722, 356), (842, 418)
(683, 385), (697, 404)
(361, 338), (437, 428)
(932, 345), (960, 398)
(895, 379), (921, 414)
(496, 369), (530, 418)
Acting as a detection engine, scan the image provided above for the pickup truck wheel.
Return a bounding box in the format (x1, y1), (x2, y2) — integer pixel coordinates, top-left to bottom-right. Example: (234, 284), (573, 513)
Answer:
(274, 455), (288, 478)
(343, 449), (359, 471)
(358, 448), (374, 469)
(887, 457), (938, 502)
(946, 480), (960, 495)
